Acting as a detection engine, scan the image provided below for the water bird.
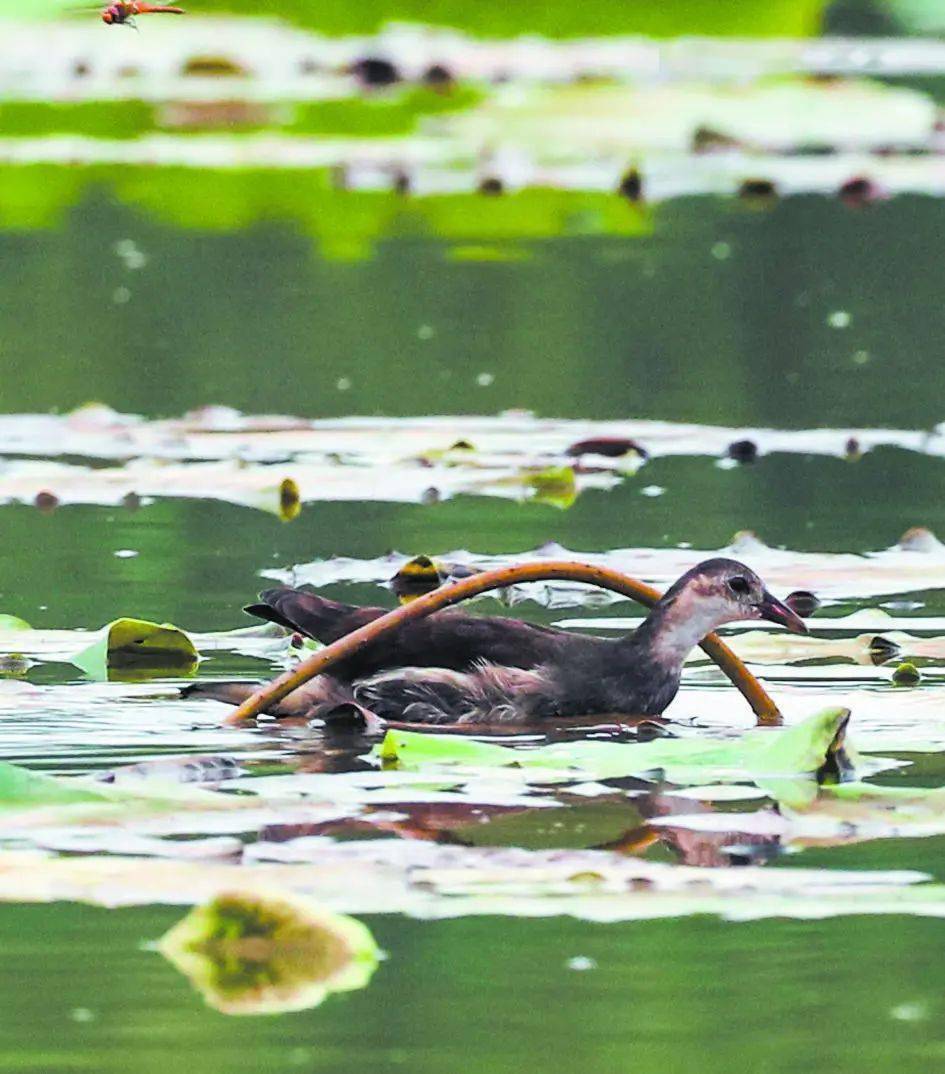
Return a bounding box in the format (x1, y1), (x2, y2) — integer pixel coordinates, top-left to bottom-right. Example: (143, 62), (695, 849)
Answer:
(186, 559), (806, 726)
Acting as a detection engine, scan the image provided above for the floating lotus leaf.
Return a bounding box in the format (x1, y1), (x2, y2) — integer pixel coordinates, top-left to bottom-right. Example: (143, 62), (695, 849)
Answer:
(0, 761), (113, 810)
(159, 889), (379, 1015)
(71, 618), (199, 679)
(0, 847), (940, 924)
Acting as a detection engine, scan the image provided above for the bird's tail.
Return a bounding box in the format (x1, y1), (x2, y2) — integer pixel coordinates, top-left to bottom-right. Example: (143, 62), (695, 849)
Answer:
(244, 586), (381, 643)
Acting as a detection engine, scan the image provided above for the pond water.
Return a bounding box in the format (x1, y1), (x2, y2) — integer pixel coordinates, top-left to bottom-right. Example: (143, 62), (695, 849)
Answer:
(2, 168), (945, 1072)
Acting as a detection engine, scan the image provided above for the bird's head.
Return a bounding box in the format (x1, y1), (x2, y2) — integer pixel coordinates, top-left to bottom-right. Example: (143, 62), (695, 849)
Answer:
(660, 558), (809, 637)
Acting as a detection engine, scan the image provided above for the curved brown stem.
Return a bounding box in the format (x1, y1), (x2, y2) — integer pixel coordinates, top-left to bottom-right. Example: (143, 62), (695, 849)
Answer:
(223, 561), (782, 727)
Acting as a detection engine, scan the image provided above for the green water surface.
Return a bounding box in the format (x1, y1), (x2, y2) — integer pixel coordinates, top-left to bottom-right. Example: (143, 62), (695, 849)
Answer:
(2, 168), (945, 1070)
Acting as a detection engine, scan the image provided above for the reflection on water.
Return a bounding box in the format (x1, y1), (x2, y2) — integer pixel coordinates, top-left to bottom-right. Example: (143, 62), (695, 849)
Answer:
(0, 903), (944, 1074)
(2, 183), (945, 428)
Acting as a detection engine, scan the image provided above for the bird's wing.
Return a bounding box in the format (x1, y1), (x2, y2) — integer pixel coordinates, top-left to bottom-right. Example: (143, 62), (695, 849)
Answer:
(245, 585), (599, 679)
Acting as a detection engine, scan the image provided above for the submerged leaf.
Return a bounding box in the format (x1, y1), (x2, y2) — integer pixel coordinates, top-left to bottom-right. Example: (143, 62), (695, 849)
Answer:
(376, 707), (855, 787)
(654, 779), (945, 850)
(71, 618), (199, 679)
(476, 465), (578, 509)
(525, 465), (578, 509)
(159, 889), (380, 1015)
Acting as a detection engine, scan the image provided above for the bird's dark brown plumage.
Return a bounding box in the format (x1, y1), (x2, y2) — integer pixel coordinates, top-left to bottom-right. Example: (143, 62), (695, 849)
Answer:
(186, 560), (807, 726)
(245, 585), (579, 680)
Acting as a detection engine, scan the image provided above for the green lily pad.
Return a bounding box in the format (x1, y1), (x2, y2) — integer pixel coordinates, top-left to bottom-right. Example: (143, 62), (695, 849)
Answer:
(376, 707), (854, 787)
(0, 761), (114, 809)
(71, 618), (199, 679)
(159, 889), (380, 1016)
(0, 615), (31, 632)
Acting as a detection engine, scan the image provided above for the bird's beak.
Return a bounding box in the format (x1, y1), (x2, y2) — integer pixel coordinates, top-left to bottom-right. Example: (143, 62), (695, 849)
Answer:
(756, 589), (809, 634)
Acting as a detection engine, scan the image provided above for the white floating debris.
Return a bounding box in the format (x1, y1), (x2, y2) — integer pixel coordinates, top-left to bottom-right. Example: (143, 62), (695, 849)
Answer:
(890, 1002), (929, 1023)
(566, 956), (597, 971)
(113, 238), (147, 271)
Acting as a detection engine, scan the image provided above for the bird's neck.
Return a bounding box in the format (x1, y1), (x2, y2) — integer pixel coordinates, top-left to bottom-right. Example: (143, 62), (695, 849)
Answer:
(622, 590), (726, 670)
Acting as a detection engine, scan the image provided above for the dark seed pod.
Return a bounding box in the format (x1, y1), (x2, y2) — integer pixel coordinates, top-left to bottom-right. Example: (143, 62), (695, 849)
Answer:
(790, 142), (835, 157)
(738, 178), (777, 202)
(868, 635), (901, 666)
(566, 437), (648, 459)
(784, 590), (821, 618)
(727, 439), (758, 463)
(838, 176), (878, 208)
(34, 490), (59, 514)
(893, 661), (921, 686)
(691, 125), (741, 154)
(617, 167), (643, 202)
(477, 176), (504, 196)
(349, 57), (400, 87)
(422, 63), (454, 89)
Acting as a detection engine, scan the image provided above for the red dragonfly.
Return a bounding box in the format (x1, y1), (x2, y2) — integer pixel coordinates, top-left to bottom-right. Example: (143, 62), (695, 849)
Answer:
(101, 2), (186, 26)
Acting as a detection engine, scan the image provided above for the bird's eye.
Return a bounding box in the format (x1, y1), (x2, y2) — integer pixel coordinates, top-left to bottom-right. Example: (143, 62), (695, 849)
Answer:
(728, 576), (750, 596)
